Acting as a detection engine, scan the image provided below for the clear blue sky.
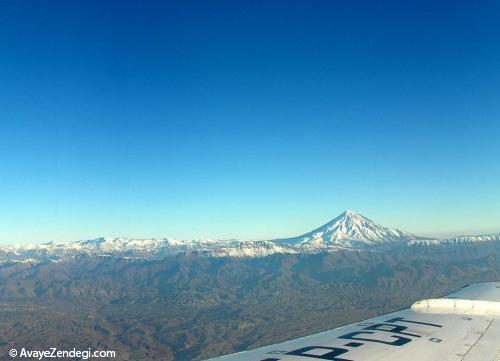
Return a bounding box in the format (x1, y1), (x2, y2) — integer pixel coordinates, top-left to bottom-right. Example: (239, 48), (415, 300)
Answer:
(1, 0), (499, 243)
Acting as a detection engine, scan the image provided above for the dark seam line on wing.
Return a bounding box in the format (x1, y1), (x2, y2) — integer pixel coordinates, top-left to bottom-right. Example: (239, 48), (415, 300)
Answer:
(459, 318), (494, 360)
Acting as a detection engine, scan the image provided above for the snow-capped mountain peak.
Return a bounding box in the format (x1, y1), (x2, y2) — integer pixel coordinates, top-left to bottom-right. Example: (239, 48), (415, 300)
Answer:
(275, 210), (429, 249)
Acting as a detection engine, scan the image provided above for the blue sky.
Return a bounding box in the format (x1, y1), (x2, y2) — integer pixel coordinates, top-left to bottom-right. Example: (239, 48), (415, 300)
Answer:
(0, 0), (499, 243)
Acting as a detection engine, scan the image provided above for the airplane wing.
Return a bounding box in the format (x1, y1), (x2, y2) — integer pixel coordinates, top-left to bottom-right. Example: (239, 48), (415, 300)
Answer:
(206, 282), (500, 361)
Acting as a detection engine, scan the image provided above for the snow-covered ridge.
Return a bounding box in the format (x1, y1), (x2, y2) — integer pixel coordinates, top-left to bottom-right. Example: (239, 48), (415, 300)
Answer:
(0, 237), (245, 259)
(0, 211), (498, 261)
(190, 241), (300, 258)
(444, 234), (500, 243)
(409, 234), (500, 246)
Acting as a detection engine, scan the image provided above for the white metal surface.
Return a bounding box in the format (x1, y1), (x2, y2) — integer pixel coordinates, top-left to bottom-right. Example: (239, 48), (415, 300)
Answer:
(411, 299), (500, 317)
(206, 282), (500, 361)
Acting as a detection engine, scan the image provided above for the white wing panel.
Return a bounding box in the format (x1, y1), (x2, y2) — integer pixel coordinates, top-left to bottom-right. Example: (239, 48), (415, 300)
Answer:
(445, 282), (500, 302)
(206, 282), (500, 361)
(463, 318), (500, 361)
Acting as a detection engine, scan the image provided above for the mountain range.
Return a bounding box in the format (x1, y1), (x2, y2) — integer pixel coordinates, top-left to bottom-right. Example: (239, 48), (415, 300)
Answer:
(1, 210), (498, 262)
(0, 210), (499, 360)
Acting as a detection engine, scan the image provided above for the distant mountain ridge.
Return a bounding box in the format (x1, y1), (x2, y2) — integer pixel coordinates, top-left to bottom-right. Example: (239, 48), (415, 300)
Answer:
(1, 210), (498, 261)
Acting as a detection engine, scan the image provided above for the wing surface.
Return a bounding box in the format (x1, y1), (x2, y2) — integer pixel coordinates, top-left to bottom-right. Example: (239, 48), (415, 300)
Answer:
(206, 282), (500, 361)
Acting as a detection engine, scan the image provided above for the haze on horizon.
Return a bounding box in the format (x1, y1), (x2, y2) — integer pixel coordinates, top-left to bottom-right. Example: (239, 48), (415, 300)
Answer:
(0, 1), (499, 244)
